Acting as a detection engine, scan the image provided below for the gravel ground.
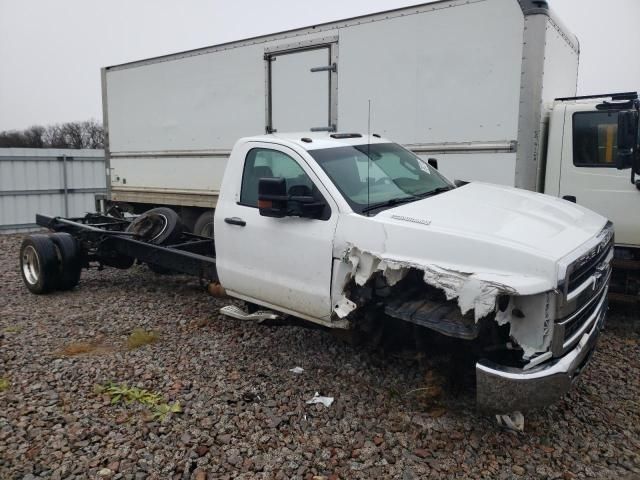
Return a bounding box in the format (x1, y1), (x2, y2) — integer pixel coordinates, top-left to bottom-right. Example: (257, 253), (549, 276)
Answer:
(0, 233), (639, 480)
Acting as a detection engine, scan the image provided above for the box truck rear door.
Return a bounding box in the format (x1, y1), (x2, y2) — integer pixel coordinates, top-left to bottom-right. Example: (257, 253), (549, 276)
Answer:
(267, 46), (335, 133)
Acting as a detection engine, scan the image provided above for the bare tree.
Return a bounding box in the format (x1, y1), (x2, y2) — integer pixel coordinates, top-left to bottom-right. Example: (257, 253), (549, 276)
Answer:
(41, 124), (66, 148)
(0, 130), (28, 147)
(23, 126), (45, 147)
(0, 120), (104, 149)
(82, 119), (104, 149)
(62, 122), (84, 149)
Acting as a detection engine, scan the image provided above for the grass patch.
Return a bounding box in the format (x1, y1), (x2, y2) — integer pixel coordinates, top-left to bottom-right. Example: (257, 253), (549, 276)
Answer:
(0, 378), (9, 392)
(96, 382), (181, 422)
(61, 342), (96, 356)
(127, 328), (159, 349)
(59, 341), (114, 357)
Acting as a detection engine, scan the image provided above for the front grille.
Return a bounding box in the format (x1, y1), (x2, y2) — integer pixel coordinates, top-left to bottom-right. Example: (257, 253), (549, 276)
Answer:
(553, 223), (614, 356)
(555, 275), (608, 355)
(566, 227), (614, 293)
(563, 292), (601, 340)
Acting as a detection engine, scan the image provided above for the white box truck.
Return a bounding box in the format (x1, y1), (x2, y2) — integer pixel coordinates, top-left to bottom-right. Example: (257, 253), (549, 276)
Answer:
(101, 0), (640, 301)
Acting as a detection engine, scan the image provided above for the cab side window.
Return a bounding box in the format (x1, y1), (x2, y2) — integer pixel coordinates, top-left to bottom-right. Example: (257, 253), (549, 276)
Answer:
(573, 111), (619, 167)
(239, 148), (315, 207)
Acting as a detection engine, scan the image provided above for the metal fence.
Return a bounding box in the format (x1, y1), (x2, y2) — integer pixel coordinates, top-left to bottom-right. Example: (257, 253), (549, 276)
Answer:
(0, 148), (105, 233)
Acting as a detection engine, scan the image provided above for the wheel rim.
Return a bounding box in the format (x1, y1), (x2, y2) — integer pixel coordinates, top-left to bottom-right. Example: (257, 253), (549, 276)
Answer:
(22, 245), (40, 285)
(129, 213), (169, 242)
(148, 214), (169, 242)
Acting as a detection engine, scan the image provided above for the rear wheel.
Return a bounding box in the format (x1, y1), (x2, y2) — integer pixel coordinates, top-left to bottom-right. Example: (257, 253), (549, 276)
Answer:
(194, 210), (215, 238)
(20, 235), (59, 294)
(49, 232), (82, 290)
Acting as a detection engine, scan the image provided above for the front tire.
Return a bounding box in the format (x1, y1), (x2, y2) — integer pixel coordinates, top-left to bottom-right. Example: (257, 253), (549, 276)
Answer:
(19, 235), (59, 294)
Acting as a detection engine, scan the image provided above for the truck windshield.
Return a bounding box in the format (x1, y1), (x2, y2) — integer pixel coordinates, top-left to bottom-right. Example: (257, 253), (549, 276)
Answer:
(309, 143), (453, 214)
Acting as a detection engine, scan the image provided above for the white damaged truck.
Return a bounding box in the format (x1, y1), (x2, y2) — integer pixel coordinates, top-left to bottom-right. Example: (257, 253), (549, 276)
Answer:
(21, 132), (615, 412)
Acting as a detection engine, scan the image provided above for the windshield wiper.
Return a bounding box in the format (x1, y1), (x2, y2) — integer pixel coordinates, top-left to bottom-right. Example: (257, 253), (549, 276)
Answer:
(414, 186), (454, 198)
(361, 195), (419, 214)
(360, 186), (454, 214)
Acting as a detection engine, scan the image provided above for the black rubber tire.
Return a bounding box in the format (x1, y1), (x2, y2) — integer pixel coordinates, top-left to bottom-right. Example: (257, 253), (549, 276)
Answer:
(19, 234), (60, 294)
(49, 232), (82, 290)
(126, 207), (184, 245)
(193, 210), (215, 238)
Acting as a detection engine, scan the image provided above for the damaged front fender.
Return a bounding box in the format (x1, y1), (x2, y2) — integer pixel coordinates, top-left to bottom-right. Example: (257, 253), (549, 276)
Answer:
(333, 245), (558, 359)
(338, 245), (520, 321)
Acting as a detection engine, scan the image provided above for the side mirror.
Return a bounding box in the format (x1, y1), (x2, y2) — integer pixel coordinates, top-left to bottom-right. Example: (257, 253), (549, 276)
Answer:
(258, 177), (288, 218)
(616, 110), (639, 170)
(428, 158), (439, 170)
(289, 185), (327, 219)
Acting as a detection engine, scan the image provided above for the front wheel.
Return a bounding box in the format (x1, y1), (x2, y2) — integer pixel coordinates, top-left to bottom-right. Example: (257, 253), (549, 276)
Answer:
(20, 235), (59, 294)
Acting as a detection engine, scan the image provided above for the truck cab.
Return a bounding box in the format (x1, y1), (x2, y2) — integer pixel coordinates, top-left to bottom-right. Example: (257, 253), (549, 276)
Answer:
(214, 132), (613, 412)
(544, 92), (640, 299)
(545, 93), (640, 247)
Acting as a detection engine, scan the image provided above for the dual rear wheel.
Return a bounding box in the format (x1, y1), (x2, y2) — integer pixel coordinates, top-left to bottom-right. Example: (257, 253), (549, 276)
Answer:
(20, 233), (82, 294)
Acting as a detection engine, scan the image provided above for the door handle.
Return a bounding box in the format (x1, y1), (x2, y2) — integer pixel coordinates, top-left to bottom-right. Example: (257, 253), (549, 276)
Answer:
(224, 217), (246, 227)
(310, 63), (337, 73)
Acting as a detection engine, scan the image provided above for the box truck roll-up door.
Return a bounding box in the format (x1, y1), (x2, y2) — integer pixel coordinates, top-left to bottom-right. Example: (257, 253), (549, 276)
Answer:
(266, 41), (337, 134)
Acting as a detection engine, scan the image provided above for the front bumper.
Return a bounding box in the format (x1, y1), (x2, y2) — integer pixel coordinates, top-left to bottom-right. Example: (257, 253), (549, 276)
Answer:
(475, 287), (607, 413)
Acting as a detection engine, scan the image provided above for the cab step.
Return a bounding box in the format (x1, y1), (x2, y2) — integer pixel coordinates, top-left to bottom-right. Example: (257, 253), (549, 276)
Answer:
(219, 305), (280, 322)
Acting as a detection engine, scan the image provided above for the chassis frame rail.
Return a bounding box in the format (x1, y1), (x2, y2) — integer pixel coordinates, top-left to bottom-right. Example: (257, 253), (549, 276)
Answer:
(36, 213), (218, 282)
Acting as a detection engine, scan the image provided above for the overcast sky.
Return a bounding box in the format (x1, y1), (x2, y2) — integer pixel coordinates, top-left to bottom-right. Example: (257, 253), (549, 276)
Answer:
(0, 0), (638, 131)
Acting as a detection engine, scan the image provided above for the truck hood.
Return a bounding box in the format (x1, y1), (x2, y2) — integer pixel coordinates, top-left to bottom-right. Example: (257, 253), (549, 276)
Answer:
(378, 182), (607, 260)
(334, 182), (608, 316)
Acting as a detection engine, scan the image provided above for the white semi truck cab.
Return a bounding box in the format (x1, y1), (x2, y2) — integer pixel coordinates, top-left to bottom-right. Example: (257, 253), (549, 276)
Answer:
(23, 132), (614, 412)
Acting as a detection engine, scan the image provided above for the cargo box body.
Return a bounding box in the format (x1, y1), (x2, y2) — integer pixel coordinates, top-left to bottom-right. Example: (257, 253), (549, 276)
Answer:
(102, 0), (578, 208)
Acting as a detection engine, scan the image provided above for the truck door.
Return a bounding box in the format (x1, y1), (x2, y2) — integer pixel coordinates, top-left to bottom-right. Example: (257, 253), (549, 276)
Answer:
(215, 142), (338, 320)
(558, 107), (640, 246)
(265, 41), (337, 134)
